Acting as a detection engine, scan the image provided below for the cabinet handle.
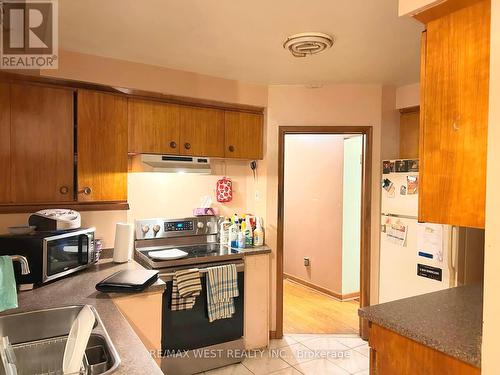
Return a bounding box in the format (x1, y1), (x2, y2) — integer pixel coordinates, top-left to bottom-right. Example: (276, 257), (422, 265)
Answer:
(78, 187), (92, 195)
(228, 145), (235, 152)
(184, 143), (191, 150)
(170, 141), (177, 149)
(59, 186), (69, 195)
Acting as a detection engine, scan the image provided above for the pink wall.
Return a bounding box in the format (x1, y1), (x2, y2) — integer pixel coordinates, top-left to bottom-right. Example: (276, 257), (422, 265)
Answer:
(265, 84), (385, 331)
(283, 135), (345, 294)
(41, 50), (268, 106)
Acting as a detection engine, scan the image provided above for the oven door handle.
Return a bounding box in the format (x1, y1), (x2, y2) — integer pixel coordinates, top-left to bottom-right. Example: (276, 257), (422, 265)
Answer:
(159, 262), (244, 281)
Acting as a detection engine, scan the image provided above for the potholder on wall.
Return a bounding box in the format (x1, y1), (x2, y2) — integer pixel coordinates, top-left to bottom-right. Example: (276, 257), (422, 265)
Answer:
(216, 177), (233, 203)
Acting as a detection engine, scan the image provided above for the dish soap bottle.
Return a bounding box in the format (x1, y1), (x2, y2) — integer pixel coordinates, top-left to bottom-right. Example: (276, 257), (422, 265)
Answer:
(253, 217), (264, 246)
(229, 220), (239, 248)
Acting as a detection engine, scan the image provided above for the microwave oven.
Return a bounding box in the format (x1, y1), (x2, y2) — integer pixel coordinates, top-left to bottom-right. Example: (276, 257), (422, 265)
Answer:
(0, 227), (97, 289)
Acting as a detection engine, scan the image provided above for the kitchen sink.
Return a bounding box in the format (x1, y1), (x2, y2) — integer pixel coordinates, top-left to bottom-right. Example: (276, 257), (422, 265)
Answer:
(0, 305), (120, 375)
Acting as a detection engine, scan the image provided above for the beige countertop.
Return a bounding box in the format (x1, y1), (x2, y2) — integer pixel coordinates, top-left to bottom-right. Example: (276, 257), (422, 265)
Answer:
(5, 258), (166, 375)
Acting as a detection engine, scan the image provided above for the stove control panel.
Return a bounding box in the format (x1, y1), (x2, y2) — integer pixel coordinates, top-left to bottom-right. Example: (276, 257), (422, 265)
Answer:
(165, 220), (194, 232)
(135, 216), (219, 240)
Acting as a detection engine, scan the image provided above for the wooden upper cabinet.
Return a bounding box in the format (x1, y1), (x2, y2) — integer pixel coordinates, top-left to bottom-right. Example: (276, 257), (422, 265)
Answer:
(10, 83), (74, 203)
(419, 0), (490, 228)
(77, 90), (128, 202)
(0, 84), (10, 204)
(224, 111), (264, 160)
(179, 106), (224, 157)
(128, 99), (180, 155)
(399, 109), (419, 159)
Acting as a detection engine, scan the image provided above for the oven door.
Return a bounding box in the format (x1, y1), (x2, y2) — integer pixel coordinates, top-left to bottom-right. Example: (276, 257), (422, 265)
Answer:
(160, 262), (244, 351)
(43, 229), (95, 282)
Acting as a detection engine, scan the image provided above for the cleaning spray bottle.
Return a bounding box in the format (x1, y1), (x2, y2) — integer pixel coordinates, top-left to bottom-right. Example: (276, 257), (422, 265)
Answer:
(253, 216), (264, 246)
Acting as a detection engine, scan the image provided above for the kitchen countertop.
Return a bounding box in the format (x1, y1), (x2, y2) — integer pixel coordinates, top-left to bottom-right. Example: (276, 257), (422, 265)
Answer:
(359, 284), (483, 368)
(4, 258), (166, 375)
(233, 244), (272, 255)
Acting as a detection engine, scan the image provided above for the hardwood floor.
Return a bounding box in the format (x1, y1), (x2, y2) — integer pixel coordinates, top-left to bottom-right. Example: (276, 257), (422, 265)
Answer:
(283, 279), (359, 334)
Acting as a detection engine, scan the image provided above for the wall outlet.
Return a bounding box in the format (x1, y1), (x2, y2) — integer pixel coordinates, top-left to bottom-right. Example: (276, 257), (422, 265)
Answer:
(304, 257), (310, 267)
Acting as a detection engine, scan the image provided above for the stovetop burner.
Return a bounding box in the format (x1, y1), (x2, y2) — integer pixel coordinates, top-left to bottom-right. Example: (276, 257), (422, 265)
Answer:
(135, 242), (244, 269)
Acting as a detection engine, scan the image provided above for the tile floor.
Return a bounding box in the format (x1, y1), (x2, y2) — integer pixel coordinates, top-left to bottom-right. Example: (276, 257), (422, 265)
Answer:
(202, 334), (370, 375)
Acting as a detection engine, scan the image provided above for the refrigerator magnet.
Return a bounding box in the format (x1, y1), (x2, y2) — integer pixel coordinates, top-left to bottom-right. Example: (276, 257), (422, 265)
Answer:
(383, 161), (391, 174)
(395, 160), (408, 172)
(407, 175), (419, 195)
(400, 185), (407, 195)
(408, 160), (419, 172)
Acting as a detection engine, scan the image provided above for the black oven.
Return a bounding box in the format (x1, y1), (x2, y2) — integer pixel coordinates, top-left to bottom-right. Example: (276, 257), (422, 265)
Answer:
(0, 227), (96, 288)
(160, 261), (245, 374)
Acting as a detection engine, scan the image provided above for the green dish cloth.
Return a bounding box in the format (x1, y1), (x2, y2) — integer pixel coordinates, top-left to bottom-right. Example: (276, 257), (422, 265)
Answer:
(0, 256), (18, 312)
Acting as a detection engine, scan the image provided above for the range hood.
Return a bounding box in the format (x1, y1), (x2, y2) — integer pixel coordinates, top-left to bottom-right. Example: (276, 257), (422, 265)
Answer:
(140, 154), (212, 174)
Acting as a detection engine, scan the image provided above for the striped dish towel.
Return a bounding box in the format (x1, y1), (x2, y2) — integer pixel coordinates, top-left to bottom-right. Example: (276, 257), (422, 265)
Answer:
(171, 268), (202, 311)
(206, 264), (239, 322)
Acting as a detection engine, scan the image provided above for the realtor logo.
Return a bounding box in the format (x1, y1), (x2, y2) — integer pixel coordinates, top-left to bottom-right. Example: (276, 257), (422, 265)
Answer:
(0, 0), (58, 69)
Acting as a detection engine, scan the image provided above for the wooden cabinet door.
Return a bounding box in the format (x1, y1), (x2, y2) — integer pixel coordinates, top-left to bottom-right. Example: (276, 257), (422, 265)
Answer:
(419, 0), (489, 228)
(0, 83), (10, 204)
(224, 111), (263, 159)
(128, 99), (180, 154)
(77, 90), (128, 202)
(10, 83), (74, 203)
(399, 110), (419, 159)
(178, 106), (224, 157)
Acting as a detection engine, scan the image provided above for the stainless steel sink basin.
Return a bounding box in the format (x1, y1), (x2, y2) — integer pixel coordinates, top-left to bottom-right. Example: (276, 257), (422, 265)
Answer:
(0, 305), (120, 375)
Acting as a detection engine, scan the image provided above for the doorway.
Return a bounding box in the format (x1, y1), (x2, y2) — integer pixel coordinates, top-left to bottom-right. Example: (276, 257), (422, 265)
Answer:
(276, 126), (373, 339)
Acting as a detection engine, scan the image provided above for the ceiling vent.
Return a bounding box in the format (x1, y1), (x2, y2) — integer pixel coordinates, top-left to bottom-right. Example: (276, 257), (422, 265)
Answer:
(283, 32), (334, 58)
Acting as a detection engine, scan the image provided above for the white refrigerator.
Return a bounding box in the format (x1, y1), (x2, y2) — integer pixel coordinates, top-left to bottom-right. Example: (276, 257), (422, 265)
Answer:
(379, 160), (454, 304)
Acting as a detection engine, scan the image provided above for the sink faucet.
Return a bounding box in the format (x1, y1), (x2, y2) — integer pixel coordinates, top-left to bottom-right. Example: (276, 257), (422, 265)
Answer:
(10, 255), (30, 275)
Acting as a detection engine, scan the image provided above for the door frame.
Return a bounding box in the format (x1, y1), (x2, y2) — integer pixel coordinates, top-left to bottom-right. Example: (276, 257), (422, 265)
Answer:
(276, 126), (373, 339)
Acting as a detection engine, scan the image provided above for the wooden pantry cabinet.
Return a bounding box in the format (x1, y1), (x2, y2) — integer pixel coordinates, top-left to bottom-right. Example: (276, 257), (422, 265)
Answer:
(77, 90), (128, 202)
(2, 83), (75, 204)
(418, 0), (490, 228)
(0, 83), (11, 204)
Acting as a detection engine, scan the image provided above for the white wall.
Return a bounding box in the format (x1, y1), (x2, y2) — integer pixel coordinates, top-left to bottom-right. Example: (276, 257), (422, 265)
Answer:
(481, 0), (500, 372)
(342, 136), (363, 295)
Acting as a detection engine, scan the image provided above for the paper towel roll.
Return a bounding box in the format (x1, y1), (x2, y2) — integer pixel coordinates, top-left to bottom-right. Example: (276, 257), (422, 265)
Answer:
(113, 223), (134, 263)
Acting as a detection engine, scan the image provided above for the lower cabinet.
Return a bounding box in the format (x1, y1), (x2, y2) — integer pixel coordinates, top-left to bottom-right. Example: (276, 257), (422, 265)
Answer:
(369, 323), (480, 375)
(111, 289), (163, 366)
(244, 253), (270, 350)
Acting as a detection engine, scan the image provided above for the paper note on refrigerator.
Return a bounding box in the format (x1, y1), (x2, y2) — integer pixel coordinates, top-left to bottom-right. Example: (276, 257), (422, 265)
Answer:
(385, 219), (408, 247)
(417, 223), (444, 262)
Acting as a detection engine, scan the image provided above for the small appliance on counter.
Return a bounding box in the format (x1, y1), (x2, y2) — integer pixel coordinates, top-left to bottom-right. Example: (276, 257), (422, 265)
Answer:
(0, 227), (97, 290)
(28, 209), (81, 231)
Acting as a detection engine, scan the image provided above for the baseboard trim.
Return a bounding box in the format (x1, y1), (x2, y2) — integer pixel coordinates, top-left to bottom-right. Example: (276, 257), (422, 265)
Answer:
(284, 273), (360, 301)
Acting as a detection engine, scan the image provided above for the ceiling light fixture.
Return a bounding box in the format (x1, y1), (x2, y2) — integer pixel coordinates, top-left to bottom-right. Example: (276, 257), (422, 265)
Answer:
(283, 32), (334, 58)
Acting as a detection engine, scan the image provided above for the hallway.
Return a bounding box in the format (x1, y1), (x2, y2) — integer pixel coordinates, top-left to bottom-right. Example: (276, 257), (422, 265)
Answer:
(283, 279), (359, 334)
